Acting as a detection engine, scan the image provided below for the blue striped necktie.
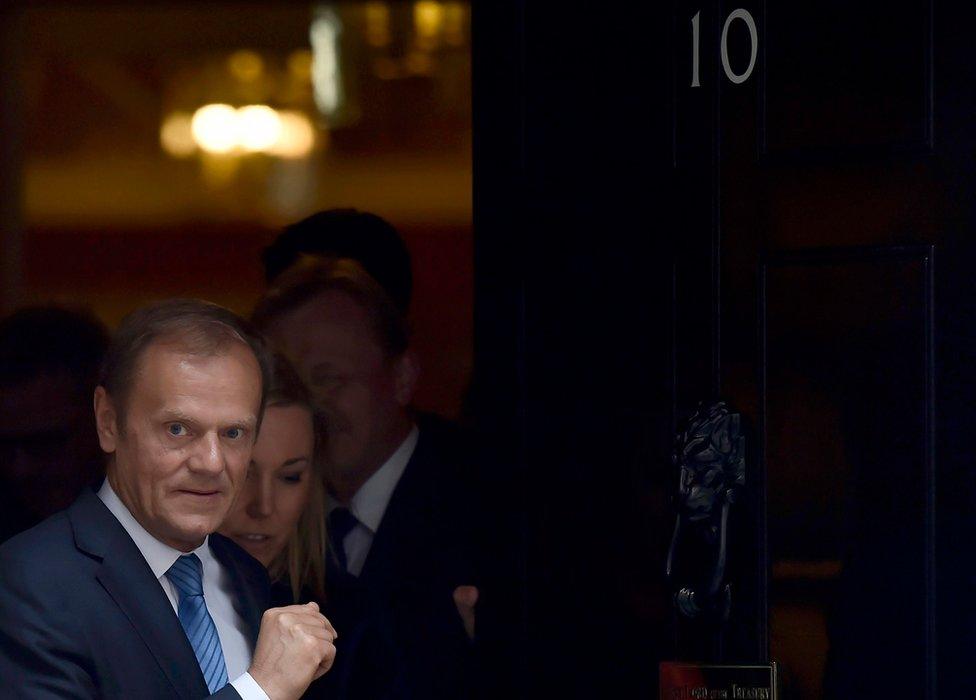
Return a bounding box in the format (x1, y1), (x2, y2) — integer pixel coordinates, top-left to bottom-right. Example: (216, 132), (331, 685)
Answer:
(165, 554), (229, 694)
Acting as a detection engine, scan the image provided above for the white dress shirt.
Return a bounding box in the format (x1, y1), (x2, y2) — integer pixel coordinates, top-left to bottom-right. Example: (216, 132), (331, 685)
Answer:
(329, 425), (419, 576)
(97, 481), (270, 700)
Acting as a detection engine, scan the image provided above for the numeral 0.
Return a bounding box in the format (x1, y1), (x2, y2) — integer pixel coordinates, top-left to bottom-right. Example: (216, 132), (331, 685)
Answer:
(690, 8), (758, 87)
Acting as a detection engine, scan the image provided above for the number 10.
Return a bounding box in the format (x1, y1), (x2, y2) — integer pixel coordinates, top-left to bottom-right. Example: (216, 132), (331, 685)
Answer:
(690, 8), (758, 87)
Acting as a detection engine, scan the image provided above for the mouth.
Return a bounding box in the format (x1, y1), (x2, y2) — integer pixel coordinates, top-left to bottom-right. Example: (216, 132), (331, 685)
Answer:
(177, 489), (222, 498)
(235, 533), (272, 542)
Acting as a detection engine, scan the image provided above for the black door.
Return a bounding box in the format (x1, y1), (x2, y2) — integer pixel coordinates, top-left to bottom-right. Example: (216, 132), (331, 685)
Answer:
(473, 1), (974, 697)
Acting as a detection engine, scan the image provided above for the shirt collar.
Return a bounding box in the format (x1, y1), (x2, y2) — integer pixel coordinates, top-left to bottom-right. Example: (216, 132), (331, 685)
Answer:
(97, 478), (211, 580)
(330, 425), (418, 534)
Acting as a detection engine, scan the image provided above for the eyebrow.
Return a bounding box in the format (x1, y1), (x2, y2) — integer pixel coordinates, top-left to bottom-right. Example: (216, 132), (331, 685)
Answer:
(280, 457), (310, 468)
(158, 410), (257, 430)
(158, 409), (197, 424)
(230, 416), (258, 429)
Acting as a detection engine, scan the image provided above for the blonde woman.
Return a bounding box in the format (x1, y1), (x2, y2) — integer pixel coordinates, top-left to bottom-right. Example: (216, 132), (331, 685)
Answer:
(220, 353), (326, 606)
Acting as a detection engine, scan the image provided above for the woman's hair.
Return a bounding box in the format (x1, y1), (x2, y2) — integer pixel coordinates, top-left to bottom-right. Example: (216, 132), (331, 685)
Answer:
(263, 353), (327, 603)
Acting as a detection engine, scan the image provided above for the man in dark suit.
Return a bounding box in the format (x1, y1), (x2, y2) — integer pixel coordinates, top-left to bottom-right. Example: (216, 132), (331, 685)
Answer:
(0, 300), (337, 700)
(254, 261), (481, 699)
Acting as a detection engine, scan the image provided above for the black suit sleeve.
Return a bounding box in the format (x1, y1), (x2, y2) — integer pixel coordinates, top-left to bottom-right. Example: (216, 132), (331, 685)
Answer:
(0, 554), (98, 699)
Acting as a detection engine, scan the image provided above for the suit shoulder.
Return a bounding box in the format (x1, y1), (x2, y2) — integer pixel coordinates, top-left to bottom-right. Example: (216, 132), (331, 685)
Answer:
(416, 412), (470, 448)
(0, 511), (84, 595)
(0, 510), (74, 564)
(414, 414), (480, 476)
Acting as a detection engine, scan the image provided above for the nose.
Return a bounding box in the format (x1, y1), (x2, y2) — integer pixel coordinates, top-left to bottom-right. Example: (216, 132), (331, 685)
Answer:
(245, 477), (274, 519)
(187, 432), (224, 476)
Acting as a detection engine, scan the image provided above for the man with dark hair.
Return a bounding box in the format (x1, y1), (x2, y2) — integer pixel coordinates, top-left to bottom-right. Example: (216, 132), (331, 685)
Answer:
(0, 299), (338, 700)
(255, 260), (480, 699)
(261, 208), (413, 314)
(0, 306), (109, 542)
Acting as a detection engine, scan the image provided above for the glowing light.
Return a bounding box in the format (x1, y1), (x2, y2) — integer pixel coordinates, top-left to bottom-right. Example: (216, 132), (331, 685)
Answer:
(160, 111), (195, 158)
(364, 2), (391, 47)
(268, 111), (316, 159)
(237, 105), (282, 152)
(180, 104), (315, 159)
(311, 7), (344, 117)
(228, 50), (264, 82)
(414, 1), (444, 45)
(191, 104), (239, 154)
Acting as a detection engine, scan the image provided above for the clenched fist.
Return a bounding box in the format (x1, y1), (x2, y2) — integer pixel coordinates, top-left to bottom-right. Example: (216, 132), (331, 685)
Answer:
(248, 602), (337, 700)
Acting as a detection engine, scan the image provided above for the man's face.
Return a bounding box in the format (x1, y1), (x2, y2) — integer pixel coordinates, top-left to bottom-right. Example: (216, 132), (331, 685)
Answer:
(95, 341), (262, 552)
(268, 290), (411, 484)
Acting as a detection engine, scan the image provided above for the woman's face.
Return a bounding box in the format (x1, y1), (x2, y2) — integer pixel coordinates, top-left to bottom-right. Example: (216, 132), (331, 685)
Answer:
(219, 404), (315, 568)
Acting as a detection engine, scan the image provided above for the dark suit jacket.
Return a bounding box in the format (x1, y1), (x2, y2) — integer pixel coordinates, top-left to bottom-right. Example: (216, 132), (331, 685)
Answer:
(0, 488), (270, 699)
(318, 415), (482, 700)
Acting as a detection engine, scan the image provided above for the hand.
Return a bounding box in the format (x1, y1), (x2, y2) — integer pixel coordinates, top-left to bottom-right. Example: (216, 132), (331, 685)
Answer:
(248, 602), (338, 700)
(452, 585), (478, 641)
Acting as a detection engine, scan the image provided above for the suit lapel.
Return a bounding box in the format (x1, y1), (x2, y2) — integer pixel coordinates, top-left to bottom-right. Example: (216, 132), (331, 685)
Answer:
(359, 434), (430, 590)
(356, 420), (476, 594)
(69, 490), (210, 700)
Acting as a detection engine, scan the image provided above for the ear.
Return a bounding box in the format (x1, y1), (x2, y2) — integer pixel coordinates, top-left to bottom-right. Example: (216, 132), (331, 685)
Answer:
(93, 386), (120, 454)
(392, 350), (420, 407)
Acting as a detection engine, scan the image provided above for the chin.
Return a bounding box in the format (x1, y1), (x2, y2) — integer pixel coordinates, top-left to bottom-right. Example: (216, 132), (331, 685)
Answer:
(251, 551), (274, 568)
(171, 516), (221, 544)
(329, 448), (367, 474)
(327, 437), (361, 464)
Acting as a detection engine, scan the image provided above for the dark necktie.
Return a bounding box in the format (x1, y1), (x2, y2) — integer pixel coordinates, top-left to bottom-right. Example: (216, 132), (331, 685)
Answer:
(328, 507), (359, 573)
(165, 554), (229, 694)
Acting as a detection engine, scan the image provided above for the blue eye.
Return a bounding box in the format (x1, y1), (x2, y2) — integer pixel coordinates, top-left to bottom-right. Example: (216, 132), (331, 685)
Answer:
(281, 473), (303, 484)
(226, 427), (244, 440)
(168, 423), (187, 437)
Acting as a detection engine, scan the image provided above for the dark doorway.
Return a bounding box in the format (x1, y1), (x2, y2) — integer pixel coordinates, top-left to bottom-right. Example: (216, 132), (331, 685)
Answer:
(473, 1), (976, 697)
